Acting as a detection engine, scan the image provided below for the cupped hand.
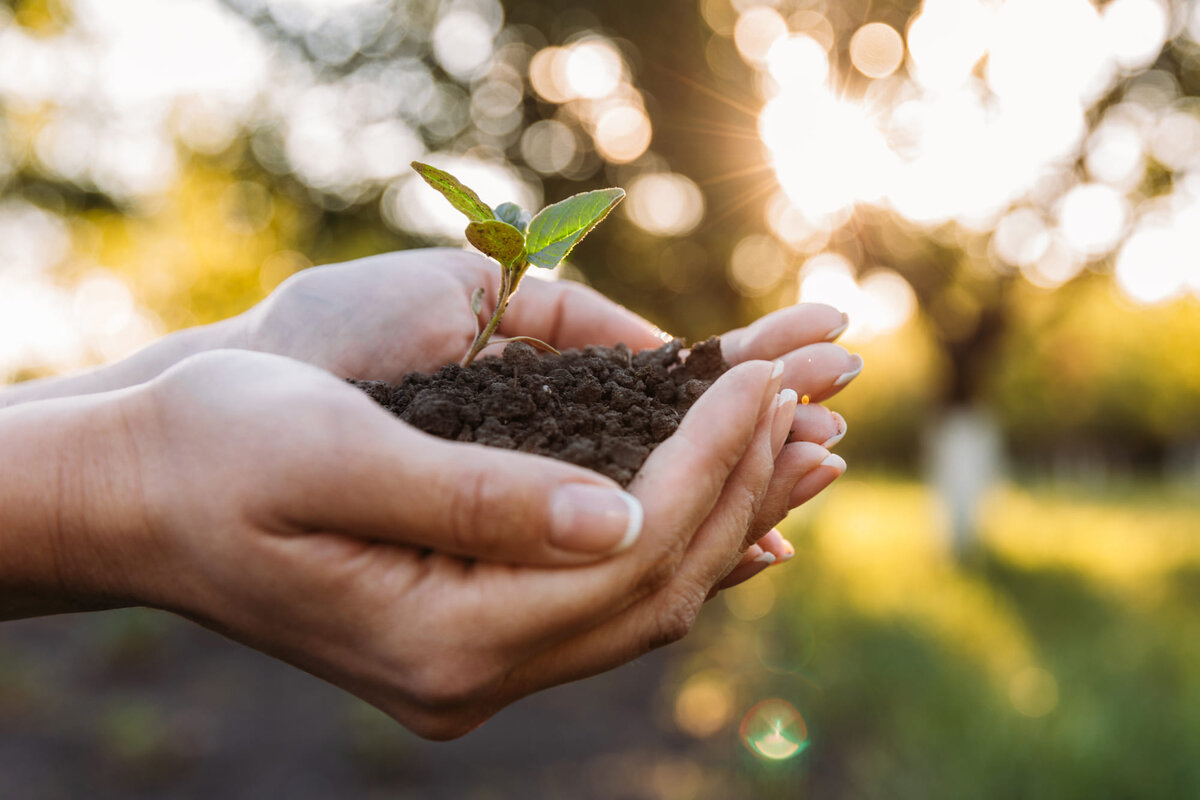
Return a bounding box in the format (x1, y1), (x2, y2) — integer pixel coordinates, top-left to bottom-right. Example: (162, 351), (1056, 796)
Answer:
(104, 349), (785, 738)
(242, 248), (861, 579)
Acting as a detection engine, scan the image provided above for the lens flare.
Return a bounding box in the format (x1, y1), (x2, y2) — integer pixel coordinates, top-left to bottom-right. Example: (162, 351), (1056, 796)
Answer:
(738, 699), (808, 760)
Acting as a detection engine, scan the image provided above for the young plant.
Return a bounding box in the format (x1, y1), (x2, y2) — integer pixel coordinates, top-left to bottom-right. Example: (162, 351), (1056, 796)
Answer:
(411, 161), (624, 367)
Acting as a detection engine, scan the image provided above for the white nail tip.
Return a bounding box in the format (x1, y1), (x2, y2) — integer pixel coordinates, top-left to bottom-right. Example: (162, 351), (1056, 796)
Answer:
(821, 430), (846, 449)
(820, 453), (847, 473)
(754, 550), (777, 565)
(611, 491), (644, 553)
(833, 356), (864, 387)
(770, 360), (785, 380)
(778, 388), (798, 407)
(825, 317), (850, 341)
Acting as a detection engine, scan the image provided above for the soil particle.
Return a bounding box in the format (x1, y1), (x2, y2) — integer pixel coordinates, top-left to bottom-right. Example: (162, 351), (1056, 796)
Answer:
(353, 338), (729, 486)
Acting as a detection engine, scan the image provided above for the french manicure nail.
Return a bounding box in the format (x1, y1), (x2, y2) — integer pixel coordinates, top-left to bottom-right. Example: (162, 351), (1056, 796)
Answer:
(770, 359), (785, 380)
(833, 354), (864, 387)
(820, 453), (847, 474)
(821, 411), (847, 449)
(773, 389), (798, 453)
(825, 313), (850, 342)
(778, 538), (796, 563)
(549, 485), (643, 555)
(754, 549), (777, 565)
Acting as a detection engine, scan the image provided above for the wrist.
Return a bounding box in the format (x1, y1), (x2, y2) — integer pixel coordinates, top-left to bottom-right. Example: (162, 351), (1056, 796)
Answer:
(0, 387), (161, 618)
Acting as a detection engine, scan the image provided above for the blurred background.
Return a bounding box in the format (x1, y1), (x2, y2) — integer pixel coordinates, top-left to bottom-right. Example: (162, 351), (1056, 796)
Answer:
(1, 0), (1199, 796)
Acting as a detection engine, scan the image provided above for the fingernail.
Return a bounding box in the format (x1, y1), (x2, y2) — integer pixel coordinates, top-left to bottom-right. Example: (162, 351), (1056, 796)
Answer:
(549, 485), (643, 555)
(761, 360), (786, 413)
(772, 389), (798, 454)
(825, 312), (850, 342)
(833, 354), (864, 387)
(821, 411), (847, 449)
(754, 549), (777, 565)
(820, 453), (847, 474)
(778, 538), (796, 563)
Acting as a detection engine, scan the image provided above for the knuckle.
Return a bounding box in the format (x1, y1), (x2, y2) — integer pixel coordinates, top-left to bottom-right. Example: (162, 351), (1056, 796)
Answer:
(647, 587), (703, 650)
(635, 544), (685, 595)
(445, 469), (504, 556)
(406, 656), (495, 713)
(406, 707), (496, 741)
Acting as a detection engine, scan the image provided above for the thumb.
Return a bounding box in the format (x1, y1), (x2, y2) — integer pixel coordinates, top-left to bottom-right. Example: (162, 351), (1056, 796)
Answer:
(291, 416), (644, 566)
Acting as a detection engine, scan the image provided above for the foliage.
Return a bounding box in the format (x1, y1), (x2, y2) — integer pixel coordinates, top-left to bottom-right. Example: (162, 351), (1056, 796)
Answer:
(411, 160), (623, 366)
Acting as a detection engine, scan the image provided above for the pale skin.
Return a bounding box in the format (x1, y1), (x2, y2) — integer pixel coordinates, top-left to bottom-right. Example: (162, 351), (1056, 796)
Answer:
(0, 249), (860, 739)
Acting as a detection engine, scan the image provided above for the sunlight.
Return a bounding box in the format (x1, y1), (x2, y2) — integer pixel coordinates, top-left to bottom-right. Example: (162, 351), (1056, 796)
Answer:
(760, 87), (890, 221)
(797, 254), (915, 340)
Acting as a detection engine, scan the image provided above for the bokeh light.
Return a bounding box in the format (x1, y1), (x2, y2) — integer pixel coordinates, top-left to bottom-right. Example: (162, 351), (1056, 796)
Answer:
(797, 254), (915, 340)
(734, 6), (787, 65)
(738, 698), (808, 760)
(723, 571), (777, 621)
(673, 670), (735, 738)
(728, 233), (788, 296)
(625, 172), (705, 236)
(849, 22), (904, 79)
(1008, 667), (1059, 718)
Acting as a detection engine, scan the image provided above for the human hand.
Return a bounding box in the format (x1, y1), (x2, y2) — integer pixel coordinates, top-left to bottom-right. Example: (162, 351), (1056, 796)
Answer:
(58, 348), (787, 737)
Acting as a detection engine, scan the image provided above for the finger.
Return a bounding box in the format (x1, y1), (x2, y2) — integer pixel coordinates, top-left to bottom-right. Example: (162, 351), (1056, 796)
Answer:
(777, 343), (863, 403)
(285, 394), (646, 567)
(710, 543), (773, 595)
(744, 442), (831, 546)
(721, 304), (848, 364)
(499, 277), (664, 352)
(791, 403), (847, 449)
(788, 452), (846, 508)
(711, 528), (789, 594)
(500, 385), (783, 690)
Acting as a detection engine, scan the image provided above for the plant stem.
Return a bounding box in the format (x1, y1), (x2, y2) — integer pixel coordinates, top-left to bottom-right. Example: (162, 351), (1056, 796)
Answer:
(460, 272), (512, 367)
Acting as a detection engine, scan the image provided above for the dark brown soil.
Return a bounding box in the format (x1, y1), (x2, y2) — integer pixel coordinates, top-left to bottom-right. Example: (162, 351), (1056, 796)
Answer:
(352, 338), (729, 486)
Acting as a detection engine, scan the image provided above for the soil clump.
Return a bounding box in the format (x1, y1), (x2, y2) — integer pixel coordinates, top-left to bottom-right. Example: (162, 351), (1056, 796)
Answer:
(353, 338), (729, 486)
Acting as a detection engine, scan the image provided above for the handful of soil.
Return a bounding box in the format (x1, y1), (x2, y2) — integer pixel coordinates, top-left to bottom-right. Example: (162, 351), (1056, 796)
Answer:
(353, 338), (729, 487)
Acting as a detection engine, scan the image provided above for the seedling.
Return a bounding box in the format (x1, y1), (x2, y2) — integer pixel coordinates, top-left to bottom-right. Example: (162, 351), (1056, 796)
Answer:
(411, 161), (624, 367)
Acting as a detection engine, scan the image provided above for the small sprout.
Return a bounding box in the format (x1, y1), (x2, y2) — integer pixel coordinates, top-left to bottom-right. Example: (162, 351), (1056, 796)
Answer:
(411, 161), (624, 367)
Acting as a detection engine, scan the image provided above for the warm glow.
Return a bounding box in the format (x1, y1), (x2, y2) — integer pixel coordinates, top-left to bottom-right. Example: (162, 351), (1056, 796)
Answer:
(625, 172), (705, 236)
(797, 254), (915, 340)
(1115, 224), (1190, 304)
(849, 22), (904, 79)
(674, 671), (735, 738)
(728, 234), (789, 296)
(992, 208), (1050, 268)
(733, 6), (787, 65)
(760, 88), (890, 221)
(593, 105), (652, 163)
(765, 34), (828, 90)
(1102, 0), (1169, 70)
(1056, 183), (1128, 257)
(562, 39), (623, 99)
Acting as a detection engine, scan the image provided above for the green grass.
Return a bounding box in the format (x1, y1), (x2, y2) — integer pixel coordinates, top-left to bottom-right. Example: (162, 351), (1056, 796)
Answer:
(670, 476), (1200, 799)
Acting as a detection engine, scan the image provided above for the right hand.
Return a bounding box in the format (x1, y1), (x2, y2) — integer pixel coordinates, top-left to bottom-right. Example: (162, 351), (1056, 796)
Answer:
(72, 349), (786, 737)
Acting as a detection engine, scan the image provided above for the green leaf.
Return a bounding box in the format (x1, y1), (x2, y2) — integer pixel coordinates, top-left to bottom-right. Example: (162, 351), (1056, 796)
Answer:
(494, 202), (531, 233)
(411, 161), (496, 223)
(465, 220), (526, 270)
(525, 188), (625, 269)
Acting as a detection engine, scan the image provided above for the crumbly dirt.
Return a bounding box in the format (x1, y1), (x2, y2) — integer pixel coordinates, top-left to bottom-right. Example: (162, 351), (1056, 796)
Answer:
(352, 338), (729, 486)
